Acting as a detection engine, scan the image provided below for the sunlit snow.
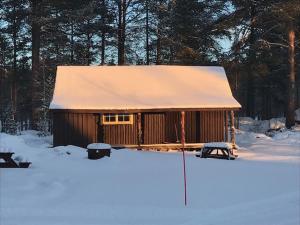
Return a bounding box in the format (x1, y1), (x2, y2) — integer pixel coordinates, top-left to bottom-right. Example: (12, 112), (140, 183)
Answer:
(0, 125), (299, 225)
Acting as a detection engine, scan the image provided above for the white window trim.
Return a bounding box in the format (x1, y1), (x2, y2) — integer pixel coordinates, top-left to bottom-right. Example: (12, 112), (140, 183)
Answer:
(102, 113), (134, 125)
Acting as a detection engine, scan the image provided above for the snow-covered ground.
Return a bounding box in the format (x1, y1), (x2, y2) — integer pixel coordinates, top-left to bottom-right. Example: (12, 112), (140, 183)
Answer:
(0, 127), (300, 225)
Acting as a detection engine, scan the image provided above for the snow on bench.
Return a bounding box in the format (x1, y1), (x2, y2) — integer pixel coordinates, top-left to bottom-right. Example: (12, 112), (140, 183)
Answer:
(87, 143), (111, 150)
(86, 143), (111, 160)
(203, 142), (233, 150)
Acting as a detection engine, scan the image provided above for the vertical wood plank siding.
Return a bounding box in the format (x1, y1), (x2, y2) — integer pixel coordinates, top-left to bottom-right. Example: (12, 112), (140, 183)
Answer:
(199, 111), (225, 142)
(143, 113), (165, 144)
(185, 111), (198, 143)
(100, 114), (138, 145)
(225, 111), (229, 142)
(165, 112), (181, 143)
(53, 112), (97, 147)
(53, 110), (228, 147)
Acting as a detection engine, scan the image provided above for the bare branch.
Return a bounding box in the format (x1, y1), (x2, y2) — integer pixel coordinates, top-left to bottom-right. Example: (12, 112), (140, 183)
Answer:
(257, 39), (289, 48)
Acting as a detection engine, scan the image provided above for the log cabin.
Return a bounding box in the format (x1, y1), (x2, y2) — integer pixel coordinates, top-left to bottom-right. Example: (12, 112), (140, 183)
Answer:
(50, 66), (241, 150)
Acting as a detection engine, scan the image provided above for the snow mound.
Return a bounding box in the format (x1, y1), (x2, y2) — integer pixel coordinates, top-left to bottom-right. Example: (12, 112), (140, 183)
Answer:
(53, 145), (87, 158)
(272, 130), (300, 144)
(239, 117), (285, 133)
(236, 130), (271, 145)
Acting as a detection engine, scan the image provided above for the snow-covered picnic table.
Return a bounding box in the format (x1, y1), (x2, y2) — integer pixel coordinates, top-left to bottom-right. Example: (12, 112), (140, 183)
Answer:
(0, 152), (31, 168)
(196, 142), (238, 160)
(86, 143), (111, 159)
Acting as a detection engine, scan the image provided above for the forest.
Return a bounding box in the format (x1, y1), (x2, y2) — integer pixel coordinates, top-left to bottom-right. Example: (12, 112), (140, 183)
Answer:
(0, 0), (299, 134)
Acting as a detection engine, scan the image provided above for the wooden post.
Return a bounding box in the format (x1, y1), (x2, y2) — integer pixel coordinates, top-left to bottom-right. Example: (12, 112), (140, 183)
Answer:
(180, 111), (187, 206)
(225, 111), (229, 142)
(181, 111), (185, 148)
(230, 110), (236, 149)
(137, 113), (142, 149)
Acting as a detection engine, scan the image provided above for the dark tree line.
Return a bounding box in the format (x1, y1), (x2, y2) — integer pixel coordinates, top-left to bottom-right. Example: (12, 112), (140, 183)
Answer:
(0, 0), (299, 134)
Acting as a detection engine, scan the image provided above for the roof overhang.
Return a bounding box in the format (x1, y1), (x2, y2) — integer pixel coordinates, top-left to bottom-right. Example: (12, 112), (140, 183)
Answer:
(51, 107), (241, 114)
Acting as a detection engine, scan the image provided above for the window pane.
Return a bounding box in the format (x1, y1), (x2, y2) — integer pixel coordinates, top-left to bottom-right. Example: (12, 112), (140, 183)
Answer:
(123, 115), (130, 121)
(103, 114), (110, 122)
(104, 114), (116, 122)
(118, 115), (124, 121)
(109, 115), (116, 122)
(118, 114), (130, 122)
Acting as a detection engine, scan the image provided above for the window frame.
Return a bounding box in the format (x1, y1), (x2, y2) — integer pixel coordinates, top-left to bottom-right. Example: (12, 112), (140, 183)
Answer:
(102, 113), (133, 125)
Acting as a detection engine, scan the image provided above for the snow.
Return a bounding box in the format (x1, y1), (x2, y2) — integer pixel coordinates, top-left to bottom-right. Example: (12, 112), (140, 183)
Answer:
(50, 66), (241, 110)
(203, 142), (233, 149)
(87, 143), (111, 149)
(239, 117), (286, 133)
(1, 127), (300, 225)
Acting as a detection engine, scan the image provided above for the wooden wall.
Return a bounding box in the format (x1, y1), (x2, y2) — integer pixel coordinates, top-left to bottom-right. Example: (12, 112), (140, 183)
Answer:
(185, 111), (200, 143)
(143, 113), (165, 144)
(165, 112), (180, 143)
(52, 110), (228, 147)
(199, 111), (225, 142)
(100, 114), (138, 145)
(165, 112), (199, 143)
(53, 112), (97, 147)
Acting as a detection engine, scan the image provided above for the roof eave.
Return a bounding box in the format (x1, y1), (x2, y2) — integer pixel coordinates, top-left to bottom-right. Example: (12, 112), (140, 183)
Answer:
(50, 107), (241, 114)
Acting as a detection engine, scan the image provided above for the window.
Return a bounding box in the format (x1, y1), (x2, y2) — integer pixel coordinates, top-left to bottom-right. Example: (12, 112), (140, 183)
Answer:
(102, 113), (133, 125)
(103, 114), (116, 123)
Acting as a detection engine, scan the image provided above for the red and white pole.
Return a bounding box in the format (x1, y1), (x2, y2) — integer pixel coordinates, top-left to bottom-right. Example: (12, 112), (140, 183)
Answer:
(181, 111), (187, 206)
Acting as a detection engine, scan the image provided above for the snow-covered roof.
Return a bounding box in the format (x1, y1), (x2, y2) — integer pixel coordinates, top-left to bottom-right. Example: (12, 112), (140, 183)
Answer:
(50, 66), (241, 110)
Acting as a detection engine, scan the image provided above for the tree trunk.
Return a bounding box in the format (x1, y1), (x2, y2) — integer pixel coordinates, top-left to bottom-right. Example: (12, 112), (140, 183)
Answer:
(70, 22), (74, 63)
(156, 27), (161, 65)
(31, 0), (42, 130)
(118, 0), (126, 65)
(246, 5), (256, 118)
(87, 32), (91, 65)
(117, 0), (122, 64)
(145, 0), (149, 65)
(101, 31), (106, 65)
(286, 24), (296, 128)
(121, 0), (126, 64)
(12, 3), (17, 122)
(101, 0), (106, 65)
(156, 4), (162, 65)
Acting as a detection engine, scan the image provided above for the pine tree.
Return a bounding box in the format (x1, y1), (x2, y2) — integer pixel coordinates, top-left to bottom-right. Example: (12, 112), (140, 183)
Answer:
(30, 0), (43, 130)
(0, 0), (28, 134)
(224, 0), (299, 120)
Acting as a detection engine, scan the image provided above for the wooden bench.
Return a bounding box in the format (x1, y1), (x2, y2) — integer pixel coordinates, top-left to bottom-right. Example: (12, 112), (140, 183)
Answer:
(87, 143), (111, 160)
(196, 142), (238, 160)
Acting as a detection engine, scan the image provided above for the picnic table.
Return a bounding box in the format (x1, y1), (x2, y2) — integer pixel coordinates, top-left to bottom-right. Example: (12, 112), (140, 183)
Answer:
(87, 143), (111, 160)
(0, 152), (31, 168)
(196, 142), (238, 160)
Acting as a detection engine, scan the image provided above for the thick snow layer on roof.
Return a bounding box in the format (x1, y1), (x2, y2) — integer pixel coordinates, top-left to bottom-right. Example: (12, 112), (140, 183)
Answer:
(50, 66), (241, 110)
